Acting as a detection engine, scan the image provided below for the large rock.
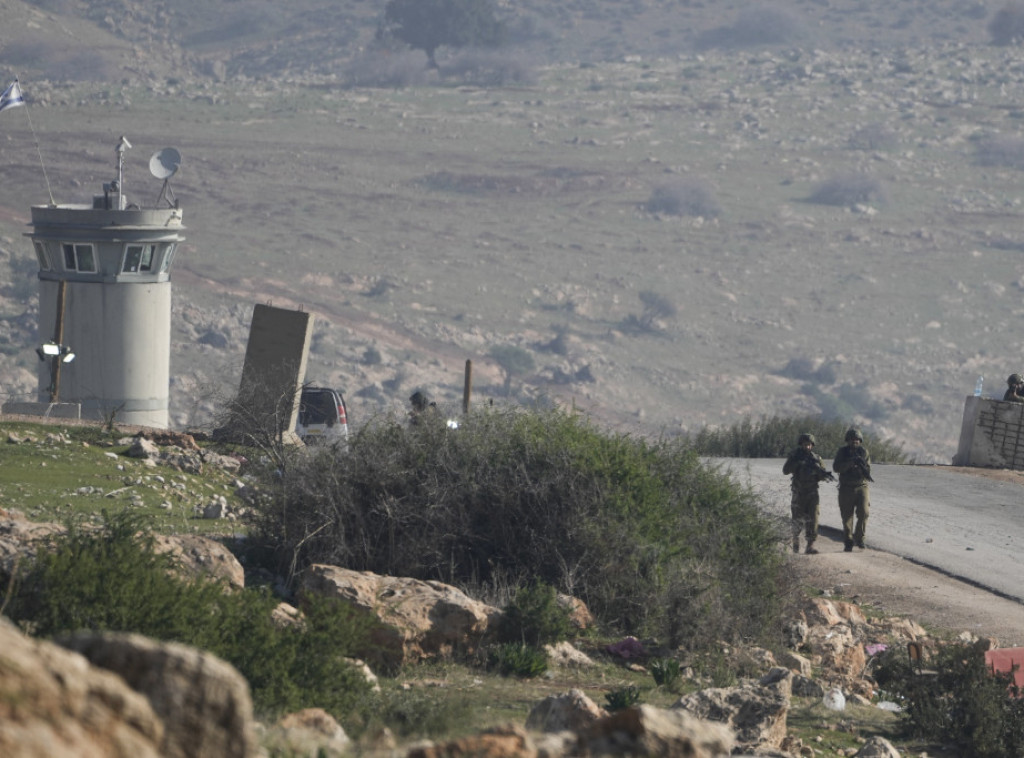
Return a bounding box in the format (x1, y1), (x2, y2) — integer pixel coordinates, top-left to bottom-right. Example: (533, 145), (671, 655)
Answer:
(408, 724), (536, 758)
(0, 616), (164, 757)
(805, 623), (867, 680)
(58, 631), (259, 758)
(855, 736), (901, 758)
(151, 533), (245, 589)
(581, 704), (735, 757)
(263, 708), (352, 758)
(300, 564), (501, 666)
(805, 597), (866, 627)
(526, 689), (607, 733)
(673, 674), (789, 753)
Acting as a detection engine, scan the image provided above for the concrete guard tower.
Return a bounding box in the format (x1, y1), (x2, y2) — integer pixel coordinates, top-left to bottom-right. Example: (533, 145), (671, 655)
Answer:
(25, 137), (186, 427)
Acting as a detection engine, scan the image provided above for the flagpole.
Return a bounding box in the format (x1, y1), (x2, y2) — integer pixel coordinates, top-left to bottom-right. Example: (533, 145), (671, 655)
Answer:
(16, 80), (56, 206)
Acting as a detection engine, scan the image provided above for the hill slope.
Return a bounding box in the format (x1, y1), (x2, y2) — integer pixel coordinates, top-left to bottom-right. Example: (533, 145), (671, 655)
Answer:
(0, 1), (1021, 463)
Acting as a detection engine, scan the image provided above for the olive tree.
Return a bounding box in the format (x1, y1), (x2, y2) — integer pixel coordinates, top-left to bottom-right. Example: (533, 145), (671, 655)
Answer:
(379, 0), (505, 69)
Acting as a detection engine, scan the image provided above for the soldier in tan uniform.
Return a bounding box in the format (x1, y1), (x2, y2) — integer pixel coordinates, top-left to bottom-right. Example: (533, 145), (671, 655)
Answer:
(832, 428), (872, 552)
(783, 433), (833, 555)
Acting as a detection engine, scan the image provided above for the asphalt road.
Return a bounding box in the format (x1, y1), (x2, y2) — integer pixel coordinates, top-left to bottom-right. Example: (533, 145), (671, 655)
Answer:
(714, 459), (1024, 604)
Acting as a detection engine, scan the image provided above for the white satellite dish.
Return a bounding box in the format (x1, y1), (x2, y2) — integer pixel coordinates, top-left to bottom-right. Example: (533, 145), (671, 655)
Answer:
(149, 148), (182, 207)
(149, 147), (181, 180)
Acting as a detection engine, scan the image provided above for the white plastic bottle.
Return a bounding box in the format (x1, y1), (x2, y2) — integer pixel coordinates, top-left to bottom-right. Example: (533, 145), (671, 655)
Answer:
(974, 376), (984, 397)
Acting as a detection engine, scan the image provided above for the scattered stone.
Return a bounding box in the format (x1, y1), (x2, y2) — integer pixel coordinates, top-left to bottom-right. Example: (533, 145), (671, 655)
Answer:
(526, 688), (606, 732)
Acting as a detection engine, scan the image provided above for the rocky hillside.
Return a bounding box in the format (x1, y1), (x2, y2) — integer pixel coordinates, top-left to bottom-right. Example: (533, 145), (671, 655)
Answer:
(0, 0), (1000, 85)
(1, 1), (1024, 463)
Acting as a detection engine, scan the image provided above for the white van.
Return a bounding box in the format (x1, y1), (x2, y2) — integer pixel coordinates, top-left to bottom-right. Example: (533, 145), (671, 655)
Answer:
(296, 386), (348, 444)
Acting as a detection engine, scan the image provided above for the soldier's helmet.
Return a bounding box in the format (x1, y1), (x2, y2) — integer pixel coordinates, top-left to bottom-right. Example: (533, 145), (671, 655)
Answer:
(409, 390), (432, 411)
(1009, 374), (1023, 386)
(797, 433), (816, 446)
(845, 428), (864, 442)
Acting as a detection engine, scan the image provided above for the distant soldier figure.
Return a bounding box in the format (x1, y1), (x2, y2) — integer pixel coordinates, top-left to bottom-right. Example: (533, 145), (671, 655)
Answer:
(408, 390), (437, 425)
(1004, 374), (1024, 403)
(783, 432), (833, 555)
(833, 428), (873, 552)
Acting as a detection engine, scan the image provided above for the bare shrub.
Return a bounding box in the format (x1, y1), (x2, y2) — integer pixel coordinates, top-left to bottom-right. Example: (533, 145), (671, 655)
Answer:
(989, 3), (1024, 45)
(697, 4), (808, 49)
(806, 172), (887, 207)
(440, 48), (537, 86)
(848, 123), (898, 151)
(344, 49), (432, 88)
(643, 179), (720, 218)
(975, 134), (1024, 169)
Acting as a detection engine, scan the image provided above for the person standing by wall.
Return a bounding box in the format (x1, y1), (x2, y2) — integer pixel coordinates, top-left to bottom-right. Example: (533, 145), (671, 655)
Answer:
(1004, 374), (1024, 403)
(782, 432), (833, 555)
(833, 428), (873, 552)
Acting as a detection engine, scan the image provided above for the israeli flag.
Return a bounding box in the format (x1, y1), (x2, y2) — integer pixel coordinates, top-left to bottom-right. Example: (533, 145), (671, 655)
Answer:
(0, 80), (24, 113)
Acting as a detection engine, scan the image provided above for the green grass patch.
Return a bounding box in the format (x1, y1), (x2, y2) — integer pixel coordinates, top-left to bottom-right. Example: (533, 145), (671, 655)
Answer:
(0, 422), (243, 535)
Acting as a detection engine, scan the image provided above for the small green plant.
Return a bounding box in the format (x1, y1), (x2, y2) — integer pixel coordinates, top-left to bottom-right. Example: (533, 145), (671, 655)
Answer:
(487, 642), (548, 678)
(692, 648), (738, 688)
(650, 657), (682, 689)
(498, 581), (574, 647)
(605, 685), (643, 711)
(873, 643), (1024, 757)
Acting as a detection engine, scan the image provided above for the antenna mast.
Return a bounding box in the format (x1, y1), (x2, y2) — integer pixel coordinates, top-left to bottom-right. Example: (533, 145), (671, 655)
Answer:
(115, 135), (131, 209)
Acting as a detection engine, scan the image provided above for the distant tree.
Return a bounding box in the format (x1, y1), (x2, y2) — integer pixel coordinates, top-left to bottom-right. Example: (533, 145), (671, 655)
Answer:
(379, 0), (505, 69)
(489, 344), (535, 396)
(989, 3), (1024, 46)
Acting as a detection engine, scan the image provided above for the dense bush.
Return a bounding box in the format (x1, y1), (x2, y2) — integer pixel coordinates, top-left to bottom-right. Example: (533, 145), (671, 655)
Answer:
(643, 179), (721, 218)
(253, 406), (791, 648)
(873, 643), (1024, 757)
(807, 171), (888, 207)
(1, 512), (374, 718)
(989, 3), (1024, 46)
(488, 642), (548, 677)
(689, 414), (909, 463)
(498, 581), (574, 646)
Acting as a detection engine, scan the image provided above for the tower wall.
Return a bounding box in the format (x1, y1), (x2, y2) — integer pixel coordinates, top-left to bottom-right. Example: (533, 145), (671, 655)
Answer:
(37, 279), (171, 426)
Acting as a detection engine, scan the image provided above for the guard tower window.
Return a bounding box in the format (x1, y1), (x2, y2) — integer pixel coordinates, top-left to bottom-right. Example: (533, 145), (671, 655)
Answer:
(33, 241), (51, 271)
(160, 243), (177, 273)
(122, 244), (155, 273)
(61, 243), (96, 273)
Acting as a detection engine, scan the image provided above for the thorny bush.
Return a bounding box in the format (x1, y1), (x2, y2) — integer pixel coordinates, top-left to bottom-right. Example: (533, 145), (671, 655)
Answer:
(253, 406), (792, 649)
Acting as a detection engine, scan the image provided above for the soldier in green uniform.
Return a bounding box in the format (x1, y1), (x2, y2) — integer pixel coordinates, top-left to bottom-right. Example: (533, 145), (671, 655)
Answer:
(783, 433), (833, 555)
(832, 428), (872, 552)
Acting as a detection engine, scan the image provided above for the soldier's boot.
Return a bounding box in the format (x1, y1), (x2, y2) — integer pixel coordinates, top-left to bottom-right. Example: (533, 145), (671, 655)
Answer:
(804, 541), (818, 555)
(844, 540), (854, 552)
